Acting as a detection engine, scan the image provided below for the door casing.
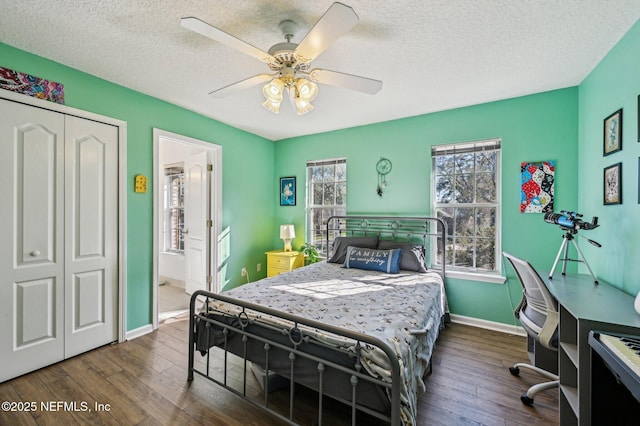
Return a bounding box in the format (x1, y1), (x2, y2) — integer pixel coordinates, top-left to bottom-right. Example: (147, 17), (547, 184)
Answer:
(152, 129), (222, 330)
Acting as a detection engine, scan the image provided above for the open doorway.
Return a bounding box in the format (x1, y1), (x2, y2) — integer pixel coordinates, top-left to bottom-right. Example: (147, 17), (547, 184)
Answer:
(152, 129), (222, 329)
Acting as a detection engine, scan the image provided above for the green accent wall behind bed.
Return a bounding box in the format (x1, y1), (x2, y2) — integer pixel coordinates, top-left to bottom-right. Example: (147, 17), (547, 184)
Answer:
(274, 88), (579, 326)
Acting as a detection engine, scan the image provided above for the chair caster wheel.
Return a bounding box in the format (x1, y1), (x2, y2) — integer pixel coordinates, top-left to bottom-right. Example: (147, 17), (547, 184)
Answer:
(509, 366), (520, 376)
(521, 393), (534, 406)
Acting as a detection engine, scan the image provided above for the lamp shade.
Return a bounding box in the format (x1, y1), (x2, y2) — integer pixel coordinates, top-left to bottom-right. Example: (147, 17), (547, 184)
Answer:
(280, 224), (295, 239)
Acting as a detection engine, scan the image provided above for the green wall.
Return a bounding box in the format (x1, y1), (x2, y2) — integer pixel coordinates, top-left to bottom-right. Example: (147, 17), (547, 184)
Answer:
(1, 42), (277, 331)
(275, 88), (579, 325)
(578, 19), (640, 297)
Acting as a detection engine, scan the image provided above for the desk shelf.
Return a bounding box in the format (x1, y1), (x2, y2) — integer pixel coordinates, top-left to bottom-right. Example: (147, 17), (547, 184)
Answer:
(544, 274), (640, 425)
(560, 342), (578, 367)
(560, 384), (579, 426)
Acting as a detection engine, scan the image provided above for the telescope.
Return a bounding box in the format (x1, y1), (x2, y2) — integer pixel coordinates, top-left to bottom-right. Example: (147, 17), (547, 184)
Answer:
(544, 211), (599, 232)
(545, 210), (600, 284)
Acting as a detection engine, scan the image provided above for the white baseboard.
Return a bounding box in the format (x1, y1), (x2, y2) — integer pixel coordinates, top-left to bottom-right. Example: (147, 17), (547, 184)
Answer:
(126, 324), (154, 341)
(449, 314), (526, 337)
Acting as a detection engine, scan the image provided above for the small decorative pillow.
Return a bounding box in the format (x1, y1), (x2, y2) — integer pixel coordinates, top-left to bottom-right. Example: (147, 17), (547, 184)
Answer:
(343, 246), (403, 274)
(377, 240), (428, 272)
(327, 236), (379, 264)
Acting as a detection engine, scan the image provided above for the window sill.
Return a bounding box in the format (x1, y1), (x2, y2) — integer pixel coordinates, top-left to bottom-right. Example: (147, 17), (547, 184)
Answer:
(445, 269), (506, 284)
(161, 251), (184, 257)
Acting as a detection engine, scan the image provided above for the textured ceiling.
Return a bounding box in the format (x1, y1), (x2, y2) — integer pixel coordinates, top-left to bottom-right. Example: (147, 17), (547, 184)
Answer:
(2, 1), (639, 140)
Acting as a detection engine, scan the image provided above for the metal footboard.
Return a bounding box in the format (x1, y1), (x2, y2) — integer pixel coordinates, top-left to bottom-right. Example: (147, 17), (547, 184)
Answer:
(187, 290), (402, 425)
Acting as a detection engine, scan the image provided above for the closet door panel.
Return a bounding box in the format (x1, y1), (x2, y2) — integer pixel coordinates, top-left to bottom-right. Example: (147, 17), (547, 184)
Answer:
(64, 115), (118, 358)
(0, 99), (65, 383)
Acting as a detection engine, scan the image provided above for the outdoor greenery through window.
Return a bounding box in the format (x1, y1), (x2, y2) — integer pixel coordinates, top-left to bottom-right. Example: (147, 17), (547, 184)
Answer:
(164, 164), (185, 253)
(306, 158), (346, 255)
(432, 139), (501, 272)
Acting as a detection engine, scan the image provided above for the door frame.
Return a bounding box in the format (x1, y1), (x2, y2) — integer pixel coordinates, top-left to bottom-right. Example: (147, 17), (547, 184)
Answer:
(152, 128), (222, 330)
(0, 90), (128, 344)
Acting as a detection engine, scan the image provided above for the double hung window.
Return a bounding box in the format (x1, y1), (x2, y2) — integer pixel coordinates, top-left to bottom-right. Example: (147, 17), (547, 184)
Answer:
(163, 164), (185, 253)
(306, 158), (347, 254)
(432, 139), (501, 273)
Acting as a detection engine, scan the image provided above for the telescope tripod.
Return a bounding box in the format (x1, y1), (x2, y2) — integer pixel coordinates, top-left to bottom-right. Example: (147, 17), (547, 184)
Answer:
(549, 230), (599, 284)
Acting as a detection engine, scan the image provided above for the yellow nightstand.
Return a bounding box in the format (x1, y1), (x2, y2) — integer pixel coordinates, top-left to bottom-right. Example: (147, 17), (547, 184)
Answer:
(266, 250), (304, 277)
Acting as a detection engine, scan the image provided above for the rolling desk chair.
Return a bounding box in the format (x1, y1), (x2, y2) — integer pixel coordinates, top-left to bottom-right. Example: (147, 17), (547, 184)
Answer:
(503, 252), (559, 406)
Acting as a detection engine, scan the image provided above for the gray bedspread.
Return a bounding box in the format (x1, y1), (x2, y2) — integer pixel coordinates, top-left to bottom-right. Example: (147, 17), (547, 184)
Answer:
(210, 261), (447, 425)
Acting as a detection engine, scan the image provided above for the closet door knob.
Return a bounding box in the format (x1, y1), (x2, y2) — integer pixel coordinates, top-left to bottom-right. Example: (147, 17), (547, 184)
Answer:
(30, 250), (40, 257)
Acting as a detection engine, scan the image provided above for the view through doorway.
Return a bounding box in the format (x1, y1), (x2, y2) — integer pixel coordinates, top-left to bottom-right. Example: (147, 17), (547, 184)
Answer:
(153, 129), (222, 328)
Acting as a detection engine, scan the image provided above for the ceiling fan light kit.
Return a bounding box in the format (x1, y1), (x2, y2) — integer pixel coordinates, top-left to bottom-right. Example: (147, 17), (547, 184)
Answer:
(181, 2), (382, 116)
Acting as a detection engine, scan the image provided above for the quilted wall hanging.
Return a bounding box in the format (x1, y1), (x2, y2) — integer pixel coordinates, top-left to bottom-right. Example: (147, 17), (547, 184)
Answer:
(521, 160), (555, 213)
(0, 66), (65, 104)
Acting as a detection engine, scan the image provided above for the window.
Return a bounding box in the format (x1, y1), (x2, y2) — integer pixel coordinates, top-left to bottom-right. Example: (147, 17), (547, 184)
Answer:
(164, 164), (185, 253)
(306, 158), (346, 254)
(432, 139), (501, 273)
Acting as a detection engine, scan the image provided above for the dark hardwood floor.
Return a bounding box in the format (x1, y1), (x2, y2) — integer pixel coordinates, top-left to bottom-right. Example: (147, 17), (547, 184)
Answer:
(0, 320), (558, 425)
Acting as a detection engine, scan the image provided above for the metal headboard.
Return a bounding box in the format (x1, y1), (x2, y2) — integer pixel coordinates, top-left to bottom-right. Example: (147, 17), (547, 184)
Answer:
(325, 215), (447, 279)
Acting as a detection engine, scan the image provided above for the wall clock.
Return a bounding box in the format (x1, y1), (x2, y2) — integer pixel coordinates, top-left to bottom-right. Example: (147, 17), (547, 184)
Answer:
(376, 157), (392, 196)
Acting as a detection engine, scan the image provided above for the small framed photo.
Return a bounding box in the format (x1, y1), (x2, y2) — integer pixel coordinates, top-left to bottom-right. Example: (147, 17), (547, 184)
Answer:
(603, 162), (622, 205)
(603, 108), (622, 156)
(280, 176), (296, 206)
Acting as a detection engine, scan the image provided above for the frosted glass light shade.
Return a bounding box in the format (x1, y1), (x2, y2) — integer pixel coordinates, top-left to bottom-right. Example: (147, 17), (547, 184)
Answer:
(296, 79), (318, 102)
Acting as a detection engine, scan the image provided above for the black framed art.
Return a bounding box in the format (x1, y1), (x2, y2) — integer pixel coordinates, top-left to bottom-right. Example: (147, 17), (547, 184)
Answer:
(603, 108), (622, 156)
(603, 162), (622, 205)
(280, 176), (296, 206)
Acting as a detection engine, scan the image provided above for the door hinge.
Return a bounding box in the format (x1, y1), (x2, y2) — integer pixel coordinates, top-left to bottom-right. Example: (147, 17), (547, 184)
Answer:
(206, 275), (212, 284)
(206, 219), (213, 228)
(207, 164), (213, 172)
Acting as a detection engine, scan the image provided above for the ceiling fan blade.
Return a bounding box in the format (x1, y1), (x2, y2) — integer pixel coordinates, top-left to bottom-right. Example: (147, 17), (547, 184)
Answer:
(294, 2), (359, 63)
(181, 17), (278, 67)
(308, 69), (382, 94)
(209, 74), (275, 98)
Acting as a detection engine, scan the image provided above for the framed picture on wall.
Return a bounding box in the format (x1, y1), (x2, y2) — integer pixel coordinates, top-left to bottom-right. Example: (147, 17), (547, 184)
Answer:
(280, 176), (296, 206)
(603, 162), (622, 205)
(603, 108), (622, 156)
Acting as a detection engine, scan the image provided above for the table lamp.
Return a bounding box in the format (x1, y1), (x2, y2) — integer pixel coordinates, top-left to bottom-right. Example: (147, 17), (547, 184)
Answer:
(280, 224), (295, 252)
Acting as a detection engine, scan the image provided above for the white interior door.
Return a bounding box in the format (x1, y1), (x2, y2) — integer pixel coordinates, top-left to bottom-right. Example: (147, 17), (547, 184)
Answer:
(184, 150), (209, 295)
(0, 99), (65, 382)
(64, 116), (118, 358)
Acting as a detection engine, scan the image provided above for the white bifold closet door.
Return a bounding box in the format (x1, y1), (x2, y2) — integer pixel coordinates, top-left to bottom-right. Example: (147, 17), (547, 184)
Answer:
(0, 99), (118, 382)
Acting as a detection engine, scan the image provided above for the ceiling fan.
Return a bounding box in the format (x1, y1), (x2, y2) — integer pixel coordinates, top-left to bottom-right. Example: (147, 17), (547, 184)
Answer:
(181, 2), (382, 115)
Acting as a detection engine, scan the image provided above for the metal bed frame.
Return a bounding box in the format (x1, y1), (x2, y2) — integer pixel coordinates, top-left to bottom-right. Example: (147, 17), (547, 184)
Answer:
(187, 215), (447, 425)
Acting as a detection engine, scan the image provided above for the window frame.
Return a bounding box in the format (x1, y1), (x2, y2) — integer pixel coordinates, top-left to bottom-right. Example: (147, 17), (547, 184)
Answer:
(431, 138), (502, 277)
(305, 157), (347, 255)
(163, 163), (185, 254)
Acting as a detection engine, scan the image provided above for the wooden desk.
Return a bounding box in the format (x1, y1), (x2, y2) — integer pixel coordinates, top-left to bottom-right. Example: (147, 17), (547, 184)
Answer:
(543, 274), (640, 425)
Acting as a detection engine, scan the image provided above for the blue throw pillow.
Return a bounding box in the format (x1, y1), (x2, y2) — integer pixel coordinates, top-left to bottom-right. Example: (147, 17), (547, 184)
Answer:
(343, 246), (403, 274)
